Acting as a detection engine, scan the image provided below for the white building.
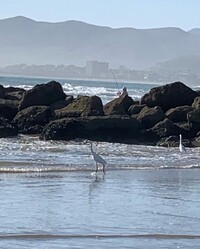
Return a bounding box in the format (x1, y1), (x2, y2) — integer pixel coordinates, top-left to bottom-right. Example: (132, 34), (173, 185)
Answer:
(86, 60), (109, 78)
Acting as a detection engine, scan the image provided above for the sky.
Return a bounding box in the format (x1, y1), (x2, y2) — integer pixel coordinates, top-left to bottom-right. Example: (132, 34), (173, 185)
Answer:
(0, 0), (199, 31)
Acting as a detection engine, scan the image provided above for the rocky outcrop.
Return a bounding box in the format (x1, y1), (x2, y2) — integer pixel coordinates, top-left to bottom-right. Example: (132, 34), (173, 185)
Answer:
(187, 109), (200, 123)
(103, 95), (134, 115)
(14, 106), (50, 134)
(49, 97), (74, 117)
(192, 97), (200, 109)
(149, 118), (183, 138)
(55, 95), (104, 119)
(4, 87), (25, 101)
(166, 106), (194, 123)
(40, 115), (141, 143)
(0, 98), (19, 120)
(0, 80), (200, 147)
(140, 81), (198, 112)
(0, 117), (17, 137)
(128, 104), (146, 115)
(0, 85), (5, 98)
(18, 81), (66, 111)
(136, 106), (165, 128)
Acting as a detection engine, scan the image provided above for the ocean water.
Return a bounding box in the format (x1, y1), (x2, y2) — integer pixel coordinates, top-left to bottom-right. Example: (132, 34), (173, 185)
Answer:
(0, 75), (160, 104)
(0, 76), (200, 248)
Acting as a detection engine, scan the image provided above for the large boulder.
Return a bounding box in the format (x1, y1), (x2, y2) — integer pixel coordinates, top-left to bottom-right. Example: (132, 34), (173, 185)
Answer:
(18, 81), (66, 111)
(40, 115), (142, 143)
(0, 117), (17, 137)
(192, 97), (200, 109)
(128, 104), (146, 115)
(55, 95), (104, 119)
(0, 98), (19, 120)
(187, 109), (200, 123)
(14, 106), (50, 134)
(103, 95), (134, 115)
(166, 106), (194, 123)
(49, 96), (74, 117)
(149, 118), (183, 138)
(140, 81), (198, 112)
(0, 85), (5, 98)
(136, 106), (165, 128)
(4, 86), (25, 101)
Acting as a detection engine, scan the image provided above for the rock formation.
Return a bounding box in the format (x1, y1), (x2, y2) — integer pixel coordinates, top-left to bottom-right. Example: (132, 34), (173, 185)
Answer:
(0, 80), (199, 147)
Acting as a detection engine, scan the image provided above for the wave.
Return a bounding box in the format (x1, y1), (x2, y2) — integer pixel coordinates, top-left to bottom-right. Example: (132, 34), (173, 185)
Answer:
(62, 82), (147, 100)
(0, 162), (199, 173)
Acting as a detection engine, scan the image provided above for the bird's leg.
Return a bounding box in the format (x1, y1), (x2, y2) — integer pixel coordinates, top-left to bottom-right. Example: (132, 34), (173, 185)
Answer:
(95, 162), (98, 173)
(102, 164), (106, 174)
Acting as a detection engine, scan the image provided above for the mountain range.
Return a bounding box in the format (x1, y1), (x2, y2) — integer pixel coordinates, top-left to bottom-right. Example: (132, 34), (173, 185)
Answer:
(1, 16), (200, 69)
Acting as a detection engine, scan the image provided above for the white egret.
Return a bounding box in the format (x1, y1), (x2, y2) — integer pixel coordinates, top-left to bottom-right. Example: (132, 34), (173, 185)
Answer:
(179, 134), (186, 153)
(90, 142), (106, 174)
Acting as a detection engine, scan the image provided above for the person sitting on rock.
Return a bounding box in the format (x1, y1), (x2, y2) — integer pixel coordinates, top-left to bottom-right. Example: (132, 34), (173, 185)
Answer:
(121, 87), (128, 96)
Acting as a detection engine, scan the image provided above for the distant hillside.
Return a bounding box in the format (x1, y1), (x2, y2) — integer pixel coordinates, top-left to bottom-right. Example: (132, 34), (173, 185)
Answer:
(188, 28), (200, 35)
(152, 55), (200, 74)
(1, 16), (200, 69)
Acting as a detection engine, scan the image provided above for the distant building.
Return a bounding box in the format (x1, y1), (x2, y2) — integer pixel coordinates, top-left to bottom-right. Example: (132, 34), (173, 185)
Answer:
(85, 60), (109, 78)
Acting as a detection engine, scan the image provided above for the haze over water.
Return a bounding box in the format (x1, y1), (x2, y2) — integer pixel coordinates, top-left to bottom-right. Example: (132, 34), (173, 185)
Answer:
(0, 76), (200, 248)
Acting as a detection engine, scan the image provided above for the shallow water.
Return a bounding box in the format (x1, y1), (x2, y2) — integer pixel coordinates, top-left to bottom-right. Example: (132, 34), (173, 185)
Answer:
(0, 169), (200, 248)
(0, 76), (200, 248)
(0, 135), (200, 172)
(0, 136), (200, 248)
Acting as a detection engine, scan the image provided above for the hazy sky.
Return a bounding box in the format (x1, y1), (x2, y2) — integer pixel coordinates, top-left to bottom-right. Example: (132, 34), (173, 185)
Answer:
(0, 0), (199, 31)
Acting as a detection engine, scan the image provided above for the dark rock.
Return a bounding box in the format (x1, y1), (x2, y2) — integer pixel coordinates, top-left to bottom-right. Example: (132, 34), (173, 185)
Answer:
(133, 128), (161, 145)
(55, 95), (104, 119)
(18, 81), (66, 110)
(136, 106), (165, 128)
(192, 97), (200, 109)
(40, 115), (142, 143)
(187, 108), (200, 123)
(176, 122), (191, 130)
(14, 106), (50, 134)
(4, 86), (26, 101)
(140, 81), (198, 112)
(171, 122), (197, 138)
(0, 85), (5, 98)
(49, 96), (74, 116)
(128, 104), (146, 115)
(165, 135), (179, 142)
(0, 117), (17, 137)
(166, 106), (194, 123)
(103, 95), (134, 115)
(184, 122), (200, 138)
(0, 98), (19, 120)
(149, 118), (183, 138)
(65, 95), (75, 104)
(185, 108), (200, 136)
(19, 125), (44, 134)
(5, 91), (24, 101)
(0, 80), (199, 146)
(5, 86), (25, 93)
(157, 135), (191, 147)
(190, 138), (200, 147)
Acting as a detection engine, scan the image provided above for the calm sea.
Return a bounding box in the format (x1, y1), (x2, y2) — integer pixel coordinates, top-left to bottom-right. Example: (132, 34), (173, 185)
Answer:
(0, 75), (200, 248)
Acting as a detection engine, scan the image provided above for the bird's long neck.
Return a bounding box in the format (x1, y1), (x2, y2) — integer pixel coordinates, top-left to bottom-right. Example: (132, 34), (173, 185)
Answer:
(90, 143), (94, 154)
(179, 135), (182, 145)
